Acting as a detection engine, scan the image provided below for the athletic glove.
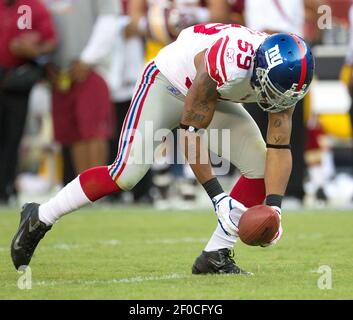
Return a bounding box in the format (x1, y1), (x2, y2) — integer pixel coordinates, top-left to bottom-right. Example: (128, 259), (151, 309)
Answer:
(212, 193), (247, 236)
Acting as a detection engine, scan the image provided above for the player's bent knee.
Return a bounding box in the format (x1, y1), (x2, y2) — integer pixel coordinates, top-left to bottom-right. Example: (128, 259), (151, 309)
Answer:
(241, 146), (266, 179)
(115, 179), (137, 192)
(242, 170), (265, 180)
(115, 166), (149, 191)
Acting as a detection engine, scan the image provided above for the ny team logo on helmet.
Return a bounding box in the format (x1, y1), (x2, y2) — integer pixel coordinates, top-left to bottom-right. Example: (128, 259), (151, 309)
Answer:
(265, 45), (283, 69)
(251, 33), (315, 113)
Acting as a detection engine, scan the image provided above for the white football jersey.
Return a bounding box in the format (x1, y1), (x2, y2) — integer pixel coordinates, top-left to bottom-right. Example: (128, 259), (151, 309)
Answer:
(154, 23), (268, 103)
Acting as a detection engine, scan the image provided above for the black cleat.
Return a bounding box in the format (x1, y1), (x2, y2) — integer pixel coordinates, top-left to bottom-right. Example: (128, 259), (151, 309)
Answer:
(192, 248), (252, 275)
(11, 203), (51, 270)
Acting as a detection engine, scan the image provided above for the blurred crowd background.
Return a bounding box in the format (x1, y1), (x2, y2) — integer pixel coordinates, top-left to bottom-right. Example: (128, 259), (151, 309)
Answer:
(1, 0), (353, 210)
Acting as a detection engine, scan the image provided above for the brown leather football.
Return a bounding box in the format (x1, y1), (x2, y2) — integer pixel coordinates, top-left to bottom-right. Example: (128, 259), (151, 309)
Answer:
(238, 205), (280, 246)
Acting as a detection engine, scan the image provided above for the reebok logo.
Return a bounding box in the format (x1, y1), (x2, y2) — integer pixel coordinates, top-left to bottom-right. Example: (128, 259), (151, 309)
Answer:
(265, 45), (283, 70)
(226, 48), (235, 63)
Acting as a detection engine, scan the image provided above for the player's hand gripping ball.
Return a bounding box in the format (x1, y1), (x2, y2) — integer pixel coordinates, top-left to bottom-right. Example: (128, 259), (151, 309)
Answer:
(238, 205), (280, 246)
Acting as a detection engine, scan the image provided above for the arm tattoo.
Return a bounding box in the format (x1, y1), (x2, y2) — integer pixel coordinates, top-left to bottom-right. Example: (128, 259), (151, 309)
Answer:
(184, 110), (206, 123)
(182, 71), (219, 129)
(183, 72), (218, 128)
(274, 119), (282, 128)
(201, 72), (219, 99)
(267, 135), (284, 144)
(194, 102), (210, 112)
(192, 73), (218, 112)
(267, 108), (294, 145)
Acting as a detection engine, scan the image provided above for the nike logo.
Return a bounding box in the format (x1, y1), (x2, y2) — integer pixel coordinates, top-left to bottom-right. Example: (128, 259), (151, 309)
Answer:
(207, 257), (225, 270)
(13, 217), (40, 250)
(29, 217), (40, 232)
(13, 229), (24, 250)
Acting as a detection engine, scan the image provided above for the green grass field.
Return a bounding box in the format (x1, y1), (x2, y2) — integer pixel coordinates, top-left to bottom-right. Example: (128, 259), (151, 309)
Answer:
(0, 206), (352, 300)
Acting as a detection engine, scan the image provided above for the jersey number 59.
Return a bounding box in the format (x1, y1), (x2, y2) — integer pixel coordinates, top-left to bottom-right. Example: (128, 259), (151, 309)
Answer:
(194, 24), (255, 71)
(237, 40), (254, 70)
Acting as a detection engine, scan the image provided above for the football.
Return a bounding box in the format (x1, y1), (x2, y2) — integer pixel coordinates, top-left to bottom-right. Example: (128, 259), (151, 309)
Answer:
(238, 205), (280, 246)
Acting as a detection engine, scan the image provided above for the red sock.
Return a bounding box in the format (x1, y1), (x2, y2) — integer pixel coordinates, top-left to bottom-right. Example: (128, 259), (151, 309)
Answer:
(230, 176), (266, 208)
(79, 166), (121, 201)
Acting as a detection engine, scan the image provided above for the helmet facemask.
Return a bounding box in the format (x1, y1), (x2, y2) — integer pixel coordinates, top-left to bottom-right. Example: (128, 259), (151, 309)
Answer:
(252, 65), (309, 113)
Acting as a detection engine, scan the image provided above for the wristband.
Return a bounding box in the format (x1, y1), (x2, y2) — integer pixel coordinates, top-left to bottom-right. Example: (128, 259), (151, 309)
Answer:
(266, 144), (291, 150)
(265, 194), (283, 208)
(202, 177), (224, 199)
(180, 123), (200, 133)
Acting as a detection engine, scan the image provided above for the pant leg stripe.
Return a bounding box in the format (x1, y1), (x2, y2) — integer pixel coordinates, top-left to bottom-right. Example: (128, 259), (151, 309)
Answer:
(109, 62), (155, 176)
(109, 62), (156, 176)
(114, 61), (155, 166)
(111, 68), (157, 177)
(110, 64), (158, 178)
(113, 68), (160, 181)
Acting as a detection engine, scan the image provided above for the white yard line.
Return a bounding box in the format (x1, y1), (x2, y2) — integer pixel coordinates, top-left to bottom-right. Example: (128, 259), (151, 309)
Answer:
(33, 273), (191, 287)
(296, 233), (323, 240)
(144, 237), (208, 245)
(51, 243), (82, 250)
(99, 239), (121, 246)
(0, 237), (207, 253)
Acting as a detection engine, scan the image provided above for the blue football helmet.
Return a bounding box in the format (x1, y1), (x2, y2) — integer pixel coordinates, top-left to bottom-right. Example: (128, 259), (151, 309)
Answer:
(251, 33), (315, 113)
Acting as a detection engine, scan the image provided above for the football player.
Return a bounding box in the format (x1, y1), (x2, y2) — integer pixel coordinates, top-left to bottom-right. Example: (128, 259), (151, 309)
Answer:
(11, 23), (314, 274)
